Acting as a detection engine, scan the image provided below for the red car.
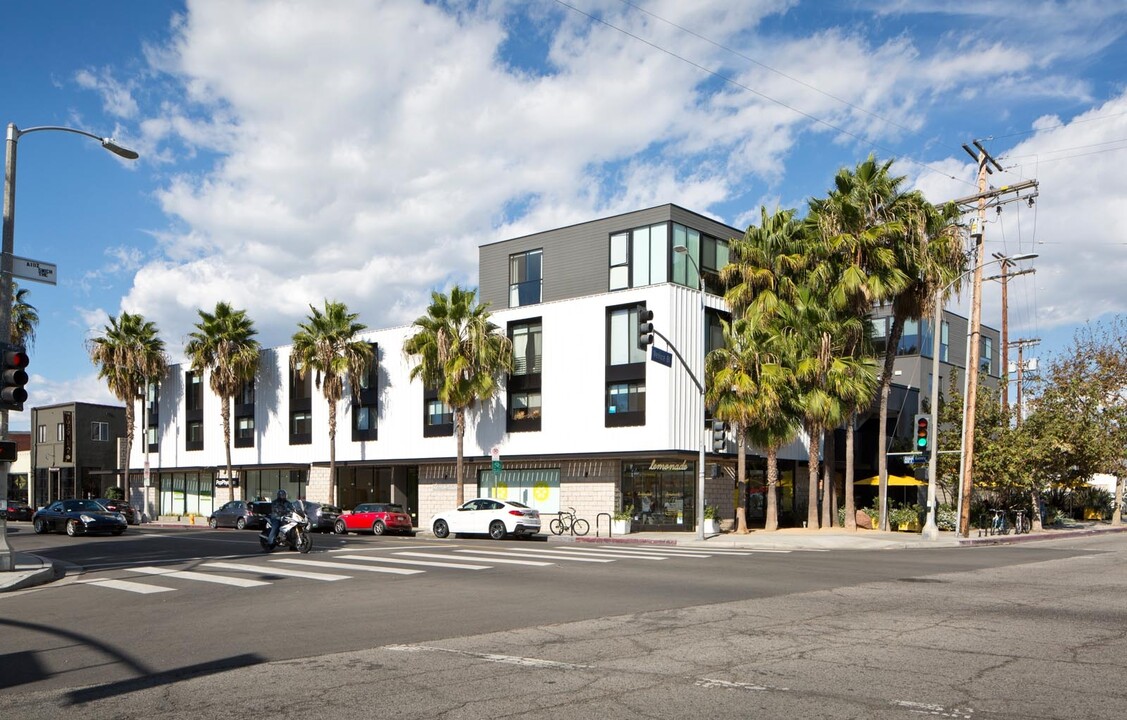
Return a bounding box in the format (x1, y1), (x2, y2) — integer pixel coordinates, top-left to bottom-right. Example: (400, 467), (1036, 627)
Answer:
(334, 503), (414, 536)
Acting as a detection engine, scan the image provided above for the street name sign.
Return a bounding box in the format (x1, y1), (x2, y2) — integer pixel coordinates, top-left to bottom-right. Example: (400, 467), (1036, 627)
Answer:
(12, 255), (57, 285)
(650, 346), (673, 367)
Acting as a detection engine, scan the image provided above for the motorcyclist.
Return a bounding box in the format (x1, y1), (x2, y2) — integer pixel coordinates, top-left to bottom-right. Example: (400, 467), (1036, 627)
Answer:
(264, 489), (294, 547)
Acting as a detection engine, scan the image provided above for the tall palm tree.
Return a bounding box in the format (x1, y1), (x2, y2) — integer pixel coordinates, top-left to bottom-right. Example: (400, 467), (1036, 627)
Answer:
(11, 283), (38, 347)
(87, 312), (168, 498)
(403, 286), (512, 506)
(291, 300), (372, 507)
(185, 302), (260, 503)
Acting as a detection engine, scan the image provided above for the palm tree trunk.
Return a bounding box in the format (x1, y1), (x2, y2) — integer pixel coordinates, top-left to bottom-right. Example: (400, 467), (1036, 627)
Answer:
(123, 401), (135, 501)
(735, 427), (748, 533)
(327, 401), (337, 507)
(844, 412), (857, 531)
(877, 315), (906, 531)
(822, 428), (835, 527)
(765, 445), (779, 532)
(1113, 477), (1124, 526)
(807, 423), (820, 529)
(222, 398), (234, 503)
(1031, 488), (1044, 532)
(455, 407), (466, 506)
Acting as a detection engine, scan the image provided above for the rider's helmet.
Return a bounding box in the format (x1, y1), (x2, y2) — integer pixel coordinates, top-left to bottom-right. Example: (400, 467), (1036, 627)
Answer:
(277, 489), (287, 500)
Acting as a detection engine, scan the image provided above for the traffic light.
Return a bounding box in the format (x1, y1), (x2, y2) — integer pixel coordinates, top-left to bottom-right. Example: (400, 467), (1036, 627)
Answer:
(711, 419), (726, 452)
(637, 307), (654, 349)
(914, 413), (931, 453)
(0, 343), (29, 411)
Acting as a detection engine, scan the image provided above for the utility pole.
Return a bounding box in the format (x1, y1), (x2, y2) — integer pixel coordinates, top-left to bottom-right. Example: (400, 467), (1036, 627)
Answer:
(1011, 338), (1040, 425)
(987, 258), (1036, 415)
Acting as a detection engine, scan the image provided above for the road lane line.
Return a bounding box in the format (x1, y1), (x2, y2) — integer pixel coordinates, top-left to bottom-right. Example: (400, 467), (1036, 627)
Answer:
(338, 554), (489, 570)
(130, 566), (271, 587)
(204, 561), (351, 581)
(87, 579), (175, 594)
(269, 558), (423, 575)
(397, 551), (553, 567)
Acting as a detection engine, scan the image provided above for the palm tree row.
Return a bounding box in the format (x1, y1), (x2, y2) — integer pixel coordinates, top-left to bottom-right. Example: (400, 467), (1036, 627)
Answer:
(710, 154), (964, 532)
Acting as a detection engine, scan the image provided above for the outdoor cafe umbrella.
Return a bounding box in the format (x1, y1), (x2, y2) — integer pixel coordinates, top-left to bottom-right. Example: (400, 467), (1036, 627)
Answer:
(854, 475), (927, 507)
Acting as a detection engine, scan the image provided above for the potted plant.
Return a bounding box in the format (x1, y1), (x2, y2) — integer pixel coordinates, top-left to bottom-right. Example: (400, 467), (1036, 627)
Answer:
(889, 504), (922, 532)
(703, 505), (721, 535)
(612, 505), (633, 535)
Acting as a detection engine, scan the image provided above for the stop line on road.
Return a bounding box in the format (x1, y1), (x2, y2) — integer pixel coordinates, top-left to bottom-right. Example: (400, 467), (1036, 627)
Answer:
(75, 543), (789, 595)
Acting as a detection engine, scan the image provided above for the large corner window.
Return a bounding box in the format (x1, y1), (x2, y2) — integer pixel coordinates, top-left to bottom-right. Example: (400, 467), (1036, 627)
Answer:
(352, 343), (379, 442)
(609, 223), (669, 290)
(185, 371), (204, 451)
(897, 319), (921, 356)
(606, 304), (646, 427)
(508, 320), (542, 433)
(671, 223), (728, 291)
(509, 249), (543, 307)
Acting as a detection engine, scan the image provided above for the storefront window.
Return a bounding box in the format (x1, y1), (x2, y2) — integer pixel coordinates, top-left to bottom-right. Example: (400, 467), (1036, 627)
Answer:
(620, 461), (696, 531)
(478, 468), (559, 515)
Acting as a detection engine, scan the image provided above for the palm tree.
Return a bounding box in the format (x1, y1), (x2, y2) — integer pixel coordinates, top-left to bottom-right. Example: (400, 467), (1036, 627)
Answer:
(87, 312), (168, 498)
(185, 302), (260, 503)
(11, 283), (38, 347)
(403, 286), (512, 506)
(290, 300), (372, 507)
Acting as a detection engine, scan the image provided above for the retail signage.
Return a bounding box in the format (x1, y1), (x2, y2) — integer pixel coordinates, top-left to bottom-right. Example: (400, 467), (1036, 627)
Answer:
(648, 459), (688, 472)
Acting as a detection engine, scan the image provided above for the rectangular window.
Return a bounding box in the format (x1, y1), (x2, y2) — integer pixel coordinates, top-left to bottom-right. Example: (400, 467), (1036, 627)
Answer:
(940, 321), (950, 363)
(608, 306), (647, 365)
(981, 336), (994, 374)
(186, 372), (203, 411)
(91, 422), (110, 442)
(509, 392), (541, 421)
(609, 232), (629, 290)
(186, 421), (203, 447)
(608, 382), (646, 414)
(897, 319), (920, 355)
(290, 412), (312, 438)
(351, 343), (379, 442)
(426, 400), (452, 427)
(237, 380), (255, 405)
(511, 321), (542, 376)
(146, 426), (159, 448)
(37, 424), (45, 443)
(56, 423), (64, 442)
(291, 367), (312, 401)
(478, 468), (560, 515)
(609, 222), (669, 291)
(354, 406), (375, 431)
(509, 249), (543, 307)
(236, 417), (254, 440)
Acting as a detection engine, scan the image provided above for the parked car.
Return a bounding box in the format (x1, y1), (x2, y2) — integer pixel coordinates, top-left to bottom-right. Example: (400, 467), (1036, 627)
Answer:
(32, 499), (128, 537)
(3, 500), (34, 521)
(294, 500), (341, 533)
(430, 498), (541, 540)
(246, 501), (274, 530)
(94, 497), (139, 525)
(334, 502), (414, 536)
(209, 500), (255, 529)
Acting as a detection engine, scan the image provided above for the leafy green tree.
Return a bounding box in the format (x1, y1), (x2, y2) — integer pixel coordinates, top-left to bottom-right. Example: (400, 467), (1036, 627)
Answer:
(403, 286), (512, 506)
(291, 301), (372, 507)
(185, 302), (261, 503)
(87, 312), (168, 498)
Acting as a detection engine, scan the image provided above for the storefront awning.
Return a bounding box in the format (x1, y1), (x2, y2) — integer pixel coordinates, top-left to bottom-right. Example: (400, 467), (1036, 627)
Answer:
(854, 475), (927, 486)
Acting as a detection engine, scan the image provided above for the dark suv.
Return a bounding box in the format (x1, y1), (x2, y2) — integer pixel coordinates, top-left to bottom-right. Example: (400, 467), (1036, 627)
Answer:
(94, 498), (138, 525)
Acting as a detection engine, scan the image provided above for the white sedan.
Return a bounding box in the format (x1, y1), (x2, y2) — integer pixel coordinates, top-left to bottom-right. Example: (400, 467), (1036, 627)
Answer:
(430, 498), (541, 540)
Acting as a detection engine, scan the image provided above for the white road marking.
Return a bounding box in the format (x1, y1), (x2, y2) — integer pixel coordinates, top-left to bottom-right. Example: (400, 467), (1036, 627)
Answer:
(204, 561), (351, 581)
(696, 677), (788, 692)
(509, 547), (665, 560)
(454, 548), (615, 563)
(329, 544), (437, 552)
(397, 551), (553, 567)
(130, 566), (271, 587)
(338, 554), (489, 570)
(86, 578), (175, 594)
(269, 558), (423, 575)
(567, 547), (712, 558)
(385, 644), (591, 669)
(890, 700), (973, 718)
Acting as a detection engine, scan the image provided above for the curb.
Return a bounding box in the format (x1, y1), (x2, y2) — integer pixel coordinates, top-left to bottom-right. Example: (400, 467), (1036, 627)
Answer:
(0, 556), (66, 592)
(956, 524), (1127, 546)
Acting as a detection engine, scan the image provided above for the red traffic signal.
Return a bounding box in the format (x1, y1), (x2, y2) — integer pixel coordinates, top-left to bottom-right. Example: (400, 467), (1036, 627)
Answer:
(0, 343), (30, 411)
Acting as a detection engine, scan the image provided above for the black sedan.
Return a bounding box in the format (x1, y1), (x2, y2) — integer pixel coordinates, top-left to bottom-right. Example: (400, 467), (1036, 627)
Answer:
(32, 499), (128, 537)
(294, 500), (341, 533)
(94, 497), (139, 525)
(4, 500), (34, 521)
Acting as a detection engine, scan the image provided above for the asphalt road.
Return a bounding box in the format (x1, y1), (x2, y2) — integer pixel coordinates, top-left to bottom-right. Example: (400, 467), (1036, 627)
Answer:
(2, 525), (1125, 719)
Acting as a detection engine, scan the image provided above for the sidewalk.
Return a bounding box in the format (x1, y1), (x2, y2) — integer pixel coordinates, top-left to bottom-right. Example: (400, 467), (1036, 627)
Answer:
(4, 519), (1125, 593)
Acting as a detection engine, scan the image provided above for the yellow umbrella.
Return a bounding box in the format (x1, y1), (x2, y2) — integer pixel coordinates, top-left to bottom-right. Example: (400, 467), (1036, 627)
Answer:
(854, 475), (927, 486)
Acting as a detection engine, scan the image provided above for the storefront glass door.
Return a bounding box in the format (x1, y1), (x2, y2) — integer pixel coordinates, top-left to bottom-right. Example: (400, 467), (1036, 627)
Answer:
(621, 461), (695, 531)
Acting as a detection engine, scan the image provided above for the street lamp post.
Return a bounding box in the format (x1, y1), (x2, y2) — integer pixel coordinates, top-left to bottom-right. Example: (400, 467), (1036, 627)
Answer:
(0, 122), (138, 571)
(673, 244), (707, 541)
(922, 253), (1036, 540)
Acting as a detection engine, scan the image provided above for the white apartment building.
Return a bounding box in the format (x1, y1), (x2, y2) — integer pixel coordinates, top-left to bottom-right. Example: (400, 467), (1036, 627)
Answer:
(130, 204), (819, 532)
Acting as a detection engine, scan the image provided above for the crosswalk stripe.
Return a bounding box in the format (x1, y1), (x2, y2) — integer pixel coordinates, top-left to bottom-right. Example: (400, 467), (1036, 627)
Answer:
(451, 548), (615, 563)
(507, 547), (666, 560)
(87, 578), (175, 594)
(204, 561), (351, 581)
(270, 558), (423, 575)
(560, 547), (711, 558)
(398, 551), (553, 567)
(338, 554), (489, 570)
(130, 566), (271, 587)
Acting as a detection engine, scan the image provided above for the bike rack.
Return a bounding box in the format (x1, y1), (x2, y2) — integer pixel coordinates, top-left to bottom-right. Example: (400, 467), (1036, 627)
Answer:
(595, 512), (611, 537)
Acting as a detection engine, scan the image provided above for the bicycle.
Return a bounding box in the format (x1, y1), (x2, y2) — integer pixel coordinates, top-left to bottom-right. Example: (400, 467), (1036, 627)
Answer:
(988, 508), (1007, 536)
(1013, 508), (1031, 534)
(550, 507), (589, 536)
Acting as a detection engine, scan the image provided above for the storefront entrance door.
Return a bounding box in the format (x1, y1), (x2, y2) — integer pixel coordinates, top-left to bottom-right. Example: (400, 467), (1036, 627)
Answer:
(621, 461), (696, 532)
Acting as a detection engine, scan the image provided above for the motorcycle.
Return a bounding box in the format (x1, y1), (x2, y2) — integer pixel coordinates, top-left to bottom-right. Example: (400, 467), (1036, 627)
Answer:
(259, 505), (313, 553)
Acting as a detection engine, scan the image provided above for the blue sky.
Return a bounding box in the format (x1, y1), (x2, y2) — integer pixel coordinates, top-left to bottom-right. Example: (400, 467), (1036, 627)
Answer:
(2, 0), (1125, 431)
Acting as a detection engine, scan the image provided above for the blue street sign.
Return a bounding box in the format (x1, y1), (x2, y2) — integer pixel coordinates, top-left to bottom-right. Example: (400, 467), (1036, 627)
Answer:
(650, 347), (673, 367)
